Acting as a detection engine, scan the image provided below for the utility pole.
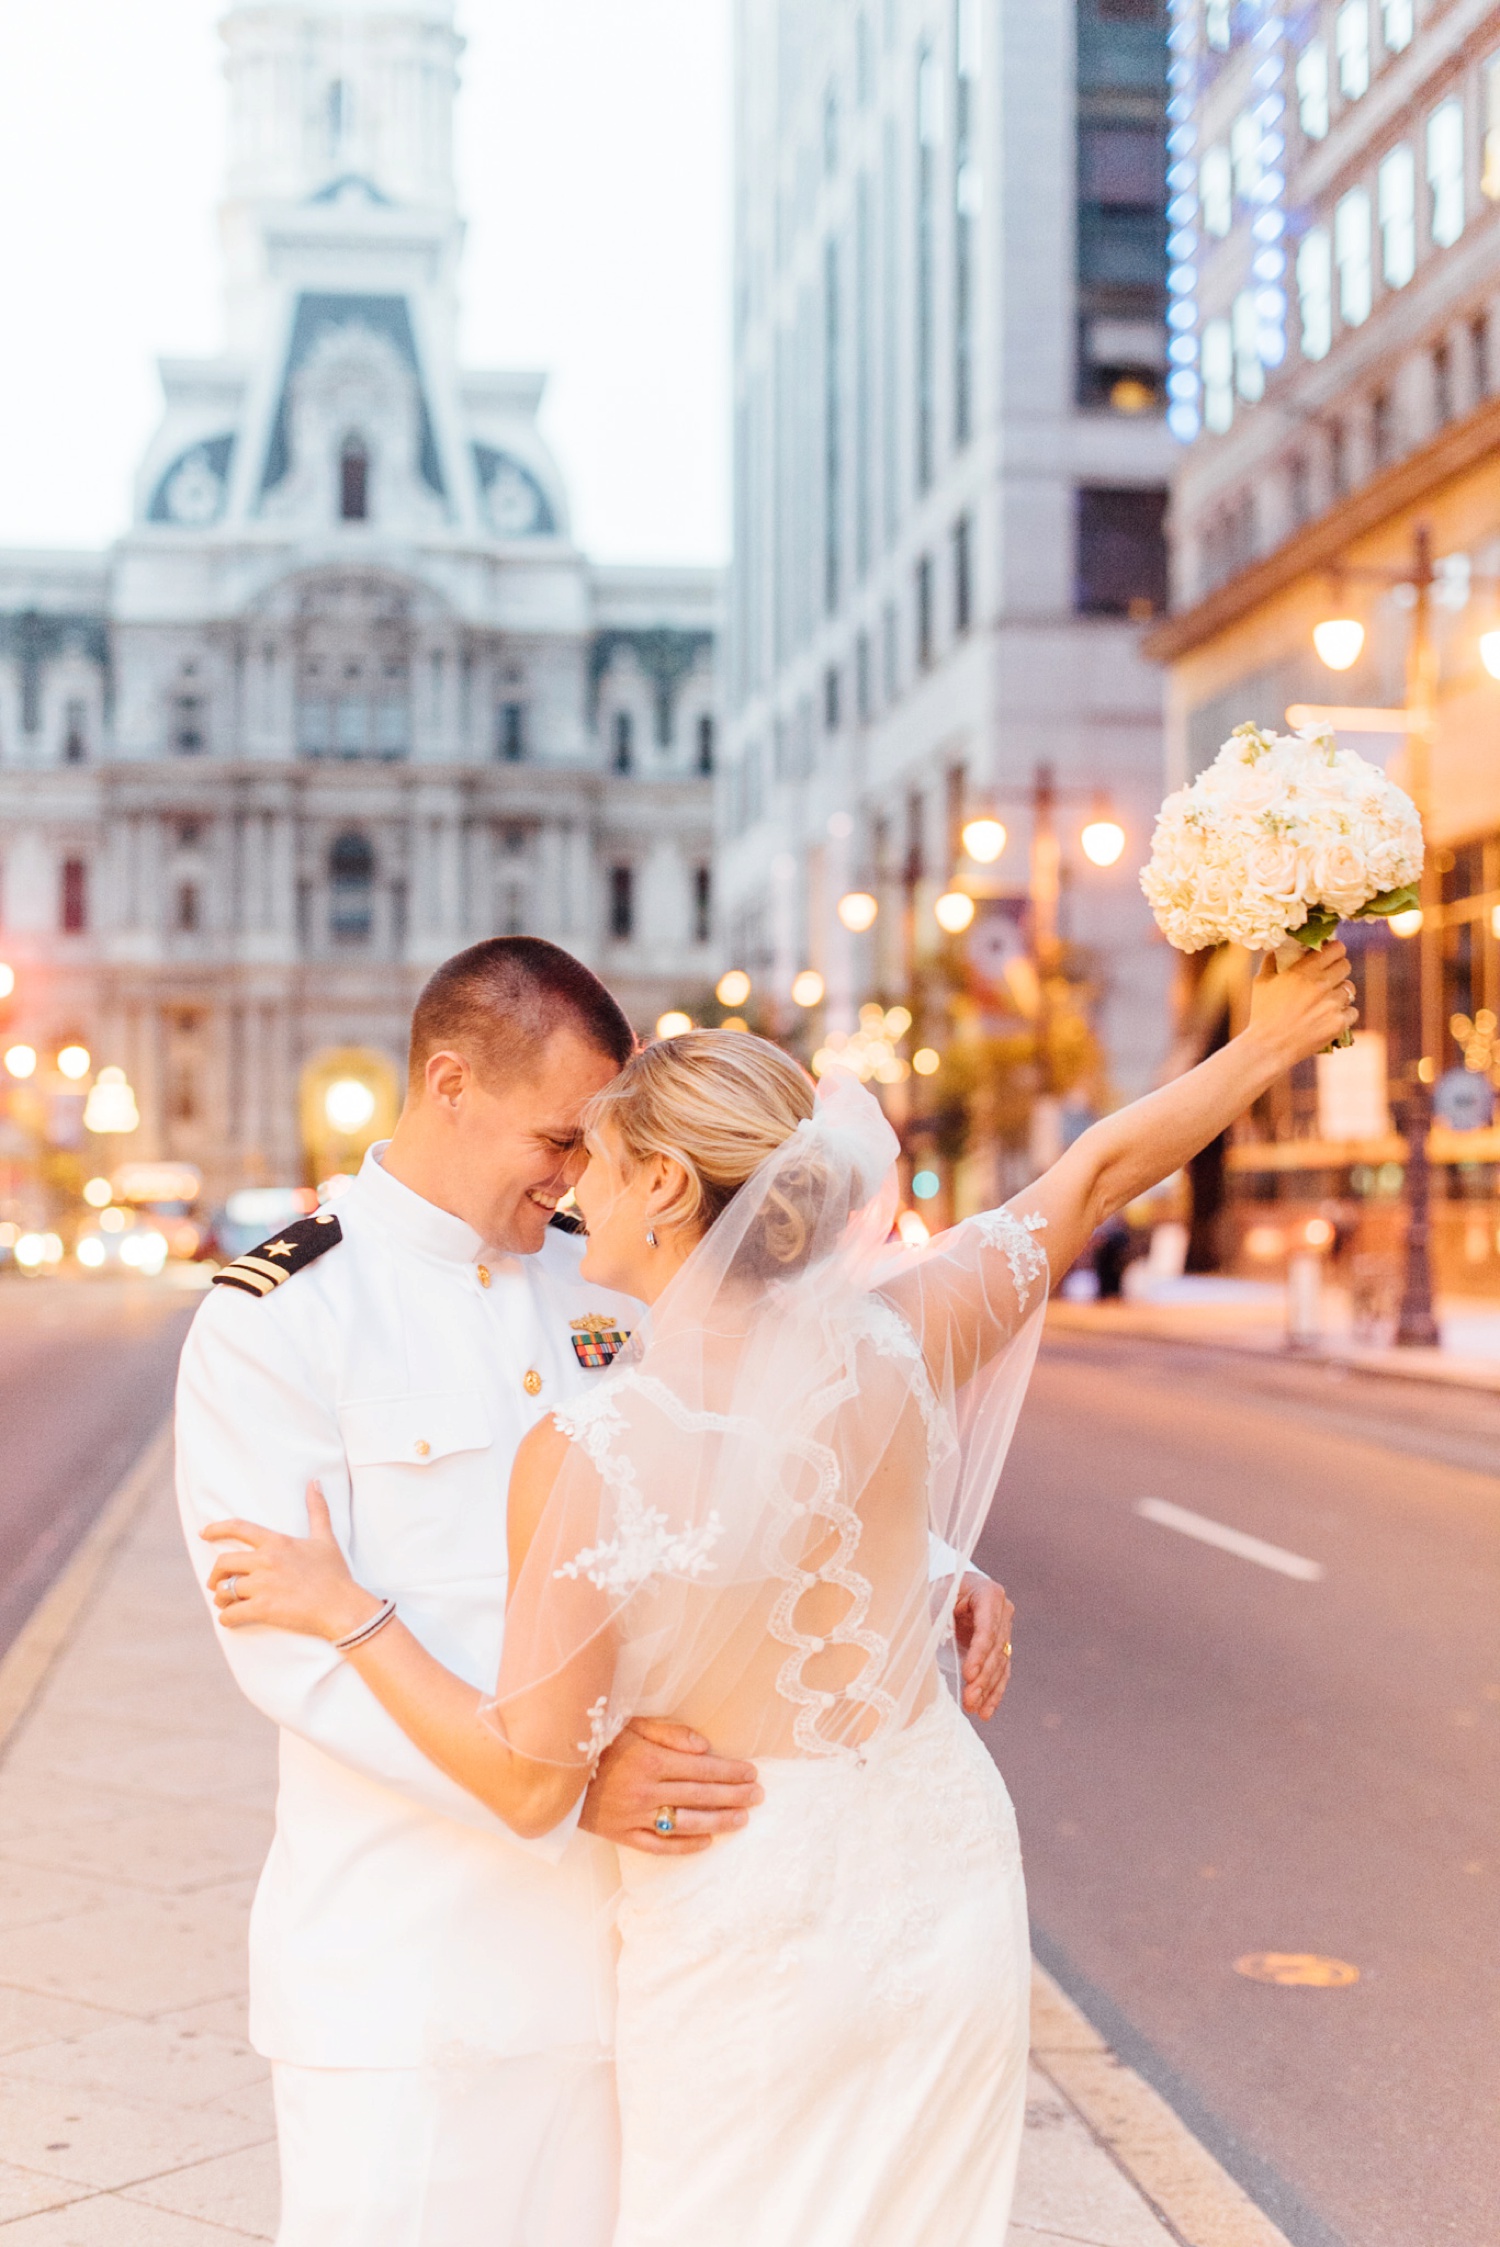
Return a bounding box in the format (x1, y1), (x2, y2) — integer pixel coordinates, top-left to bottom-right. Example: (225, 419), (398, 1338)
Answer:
(1029, 763), (1064, 1171)
(1395, 523), (1440, 1347)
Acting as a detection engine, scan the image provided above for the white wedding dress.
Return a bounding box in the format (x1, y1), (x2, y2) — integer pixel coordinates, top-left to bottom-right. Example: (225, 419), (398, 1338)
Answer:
(491, 1074), (1048, 2247)
(612, 1688), (1030, 2246)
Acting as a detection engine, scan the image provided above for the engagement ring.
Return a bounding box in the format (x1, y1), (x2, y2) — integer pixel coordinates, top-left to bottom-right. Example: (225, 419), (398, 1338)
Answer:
(653, 1807), (677, 1835)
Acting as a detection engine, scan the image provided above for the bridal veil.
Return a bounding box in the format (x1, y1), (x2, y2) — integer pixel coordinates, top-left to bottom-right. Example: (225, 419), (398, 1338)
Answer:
(486, 1067), (1048, 1771)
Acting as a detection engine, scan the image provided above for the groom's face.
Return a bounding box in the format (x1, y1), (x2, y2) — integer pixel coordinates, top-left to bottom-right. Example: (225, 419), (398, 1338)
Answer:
(460, 1029), (623, 1253)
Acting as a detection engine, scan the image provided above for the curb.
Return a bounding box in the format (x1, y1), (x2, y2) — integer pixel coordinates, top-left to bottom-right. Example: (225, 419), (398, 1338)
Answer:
(1030, 1964), (1296, 2247)
(1046, 1300), (1500, 1395)
(0, 1414), (173, 1759)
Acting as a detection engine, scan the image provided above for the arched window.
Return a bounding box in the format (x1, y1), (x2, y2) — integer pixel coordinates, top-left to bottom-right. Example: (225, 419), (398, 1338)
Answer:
(340, 435), (369, 522)
(329, 830), (375, 941)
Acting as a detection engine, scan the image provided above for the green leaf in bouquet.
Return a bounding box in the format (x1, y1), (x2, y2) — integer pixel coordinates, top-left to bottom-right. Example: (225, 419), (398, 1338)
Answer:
(1288, 911), (1340, 949)
(1353, 883), (1422, 920)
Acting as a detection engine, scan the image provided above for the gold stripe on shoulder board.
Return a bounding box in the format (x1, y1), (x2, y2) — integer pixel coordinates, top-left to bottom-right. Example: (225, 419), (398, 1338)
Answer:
(220, 1265), (278, 1294)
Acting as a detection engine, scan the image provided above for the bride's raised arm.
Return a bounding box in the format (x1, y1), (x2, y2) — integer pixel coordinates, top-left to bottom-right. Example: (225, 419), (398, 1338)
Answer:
(880, 942), (1355, 1389)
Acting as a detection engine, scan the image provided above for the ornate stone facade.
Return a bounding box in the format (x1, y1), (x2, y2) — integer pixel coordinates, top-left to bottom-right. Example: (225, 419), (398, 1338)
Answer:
(0, 0), (722, 1198)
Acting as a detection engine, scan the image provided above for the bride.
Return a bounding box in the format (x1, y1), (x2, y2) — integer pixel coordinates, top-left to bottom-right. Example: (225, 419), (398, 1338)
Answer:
(204, 942), (1354, 2245)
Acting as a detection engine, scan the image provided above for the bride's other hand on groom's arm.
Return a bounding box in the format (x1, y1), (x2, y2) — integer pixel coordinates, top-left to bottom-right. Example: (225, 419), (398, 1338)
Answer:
(953, 1574), (1014, 1722)
(581, 1721), (764, 1855)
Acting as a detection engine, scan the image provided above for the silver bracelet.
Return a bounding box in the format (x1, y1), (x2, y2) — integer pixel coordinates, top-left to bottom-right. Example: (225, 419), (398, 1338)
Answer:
(333, 1597), (397, 1655)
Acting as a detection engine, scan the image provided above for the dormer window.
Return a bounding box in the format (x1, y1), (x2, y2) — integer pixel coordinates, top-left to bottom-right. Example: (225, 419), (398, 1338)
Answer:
(340, 435), (369, 522)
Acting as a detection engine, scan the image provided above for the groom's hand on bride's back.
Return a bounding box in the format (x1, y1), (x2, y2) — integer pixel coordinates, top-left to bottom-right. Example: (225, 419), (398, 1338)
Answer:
(953, 1574), (1016, 1723)
(581, 1720), (763, 1854)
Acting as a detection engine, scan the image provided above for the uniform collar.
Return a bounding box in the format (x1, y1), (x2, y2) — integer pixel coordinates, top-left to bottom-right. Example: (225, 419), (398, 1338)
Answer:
(348, 1142), (489, 1269)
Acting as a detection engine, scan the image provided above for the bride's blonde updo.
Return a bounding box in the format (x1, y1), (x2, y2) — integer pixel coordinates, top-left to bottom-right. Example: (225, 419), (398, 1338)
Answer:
(585, 1030), (819, 1258)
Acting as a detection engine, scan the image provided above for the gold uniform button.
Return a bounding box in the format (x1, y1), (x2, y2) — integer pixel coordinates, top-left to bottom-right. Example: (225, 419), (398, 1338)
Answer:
(523, 1369), (543, 1397)
(477, 1265), (491, 1288)
(413, 1439), (431, 1459)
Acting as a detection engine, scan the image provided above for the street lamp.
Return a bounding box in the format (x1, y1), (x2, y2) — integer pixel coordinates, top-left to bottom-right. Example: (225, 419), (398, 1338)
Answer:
(324, 1078), (378, 1133)
(934, 890), (976, 934)
(1080, 812), (1127, 868)
(837, 890), (879, 933)
(961, 817), (1007, 864)
(1311, 617), (1366, 670)
(83, 1067), (140, 1134)
(1312, 524), (1443, 1344)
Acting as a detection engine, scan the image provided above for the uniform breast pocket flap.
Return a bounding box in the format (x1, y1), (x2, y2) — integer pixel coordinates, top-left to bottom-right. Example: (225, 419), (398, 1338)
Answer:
(339, 1393), (492, 1471)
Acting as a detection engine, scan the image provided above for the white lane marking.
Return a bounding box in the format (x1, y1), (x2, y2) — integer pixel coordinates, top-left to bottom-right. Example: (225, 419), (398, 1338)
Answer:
(1134, 1498), (1325, 1582)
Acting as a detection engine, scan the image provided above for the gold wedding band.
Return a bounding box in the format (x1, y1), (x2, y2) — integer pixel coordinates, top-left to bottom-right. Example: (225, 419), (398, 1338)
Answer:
(1002, 1640), (1013, 1659)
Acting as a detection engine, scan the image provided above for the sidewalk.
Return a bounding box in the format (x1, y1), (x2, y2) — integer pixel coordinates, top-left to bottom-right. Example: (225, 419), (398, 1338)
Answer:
(0, 1429), (1293, 2247)
(1054, 1272), (1500, 1392)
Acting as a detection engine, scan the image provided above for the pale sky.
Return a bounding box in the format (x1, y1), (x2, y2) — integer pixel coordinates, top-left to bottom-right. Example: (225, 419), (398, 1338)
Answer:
(0, 0), (731, 564)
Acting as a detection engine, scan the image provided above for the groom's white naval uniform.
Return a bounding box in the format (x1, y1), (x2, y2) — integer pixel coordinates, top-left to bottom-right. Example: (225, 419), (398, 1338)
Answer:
(176, 1145), (639, 2247)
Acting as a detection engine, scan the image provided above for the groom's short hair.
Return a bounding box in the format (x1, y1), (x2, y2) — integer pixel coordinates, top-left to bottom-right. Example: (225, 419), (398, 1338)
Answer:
(408, 937), (635, 1090)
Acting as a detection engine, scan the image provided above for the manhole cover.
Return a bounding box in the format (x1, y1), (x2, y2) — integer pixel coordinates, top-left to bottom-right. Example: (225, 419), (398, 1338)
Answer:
(1234, 1952), (1360, 1988)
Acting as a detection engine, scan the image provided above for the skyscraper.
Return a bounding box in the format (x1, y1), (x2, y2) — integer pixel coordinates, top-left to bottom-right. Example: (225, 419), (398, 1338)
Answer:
(721, 0), (1175, 1205)
(0, 0), (721, 1198)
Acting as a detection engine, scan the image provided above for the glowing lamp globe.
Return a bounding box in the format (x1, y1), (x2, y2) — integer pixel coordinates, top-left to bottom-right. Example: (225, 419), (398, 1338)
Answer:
(837, 891), (879, 933)
(1313, 618), (1365, 671)
(715, 968), (752, 1008)
(791, 970), (825, 1008)
(961, 818), (1006, 865)
(654, 1012), (693, 1040)
(1389, 907), (1424, 938)
(912, 1047), (941, 1076)
(57, 1044), (91, 1081)
(934, 891), (976, 934)
(324, 1078), (378, 1133)
(1080, 819), (1126, 868)
(83, 1067), (140, 1134)
(4, 1044), (36, 1080)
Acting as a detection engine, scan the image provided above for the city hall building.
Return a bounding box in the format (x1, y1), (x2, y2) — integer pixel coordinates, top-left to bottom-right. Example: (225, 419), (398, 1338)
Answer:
(0, 0), (721, 1200)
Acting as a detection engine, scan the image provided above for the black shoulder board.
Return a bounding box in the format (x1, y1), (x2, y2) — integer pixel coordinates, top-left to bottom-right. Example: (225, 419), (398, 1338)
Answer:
(213, 1210), (343, 1298)
(548, 1207), (585, 1236)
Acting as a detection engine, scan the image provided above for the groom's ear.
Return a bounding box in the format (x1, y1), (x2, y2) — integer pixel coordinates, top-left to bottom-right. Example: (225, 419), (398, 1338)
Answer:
(423, 1048), (474, 1111)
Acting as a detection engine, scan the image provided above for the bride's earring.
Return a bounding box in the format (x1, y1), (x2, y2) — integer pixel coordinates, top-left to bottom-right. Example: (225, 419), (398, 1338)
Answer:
(646, 1228), (658, 1248)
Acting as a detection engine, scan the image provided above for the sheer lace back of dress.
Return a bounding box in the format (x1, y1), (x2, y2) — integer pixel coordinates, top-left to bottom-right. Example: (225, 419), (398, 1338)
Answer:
(486, 1069), (1048, 1772)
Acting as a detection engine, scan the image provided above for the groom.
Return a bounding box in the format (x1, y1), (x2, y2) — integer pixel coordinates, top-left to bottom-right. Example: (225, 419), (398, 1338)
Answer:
(176, 937), (1015, 2246)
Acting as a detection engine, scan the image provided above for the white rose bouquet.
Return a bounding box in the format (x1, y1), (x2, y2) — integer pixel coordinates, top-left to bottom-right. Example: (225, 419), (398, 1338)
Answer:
(1140, 723), (1423, 1043)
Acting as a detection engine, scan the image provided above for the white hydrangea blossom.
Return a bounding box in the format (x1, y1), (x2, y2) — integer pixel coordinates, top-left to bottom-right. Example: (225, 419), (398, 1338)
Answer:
(1140, 724), (1423, 956)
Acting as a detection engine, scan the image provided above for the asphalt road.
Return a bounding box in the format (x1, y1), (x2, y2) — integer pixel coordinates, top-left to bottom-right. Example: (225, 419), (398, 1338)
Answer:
(0, 1279), (196, 1663)
(978, 1332), (1500, 2247)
